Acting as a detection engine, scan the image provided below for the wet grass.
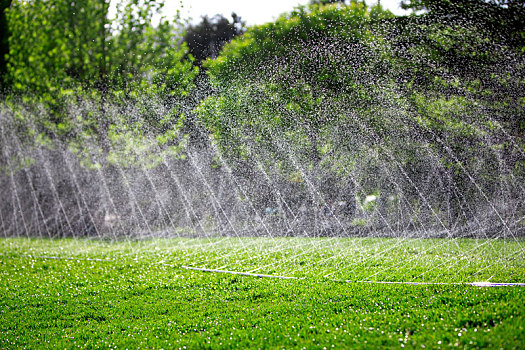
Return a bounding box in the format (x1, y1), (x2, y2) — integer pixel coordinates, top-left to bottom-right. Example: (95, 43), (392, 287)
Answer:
(2, 236), (524, 282)
(1, 237), (524, 348)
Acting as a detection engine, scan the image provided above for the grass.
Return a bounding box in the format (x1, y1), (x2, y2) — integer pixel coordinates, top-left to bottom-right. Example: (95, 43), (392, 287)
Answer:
(0, 237), (524, 349)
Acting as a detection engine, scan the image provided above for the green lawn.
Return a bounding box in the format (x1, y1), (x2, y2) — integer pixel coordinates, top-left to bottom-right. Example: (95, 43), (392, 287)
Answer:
(1, 237), (524, 349)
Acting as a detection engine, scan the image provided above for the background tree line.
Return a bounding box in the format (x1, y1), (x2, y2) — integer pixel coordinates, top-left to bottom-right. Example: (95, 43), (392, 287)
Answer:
(0, 0), (524, 237)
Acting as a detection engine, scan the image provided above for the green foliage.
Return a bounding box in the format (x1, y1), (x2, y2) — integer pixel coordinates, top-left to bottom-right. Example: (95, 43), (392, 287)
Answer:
(400, 0), (525, 51)
(386, 11), (525, 197)
(3, 0), (199, 167)
(1, 0), (524, 233)
(107, 0), (198, 97)
(0, 0), (11, 89)
(6, 0), (109, 94)
(195, 0), (524, 219)
(106, 109), (188, 169)
(5, 0), (198, 98)
(198, 3), (396, 169)
(205, 2), (384, 85)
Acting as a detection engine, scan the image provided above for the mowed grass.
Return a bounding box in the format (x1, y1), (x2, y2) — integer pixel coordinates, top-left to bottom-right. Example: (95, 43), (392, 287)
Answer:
(2, 236), (524, 282)
(1, 237), (524, 349)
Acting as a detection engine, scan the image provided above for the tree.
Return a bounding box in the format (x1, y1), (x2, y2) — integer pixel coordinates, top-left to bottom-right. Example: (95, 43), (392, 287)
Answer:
(183, 13), (246, 66)
(400, 0), (525, 51)
(6, 0), (111, 94)
(195, 2), (400, 222)
(1, 0), (200, 236)
(196, 0), (524, 233)
(310, 0), (346, 5)
(4, 0), (198, 137)
(0, 0), (11, 90)
(199, 2), (395, 161)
